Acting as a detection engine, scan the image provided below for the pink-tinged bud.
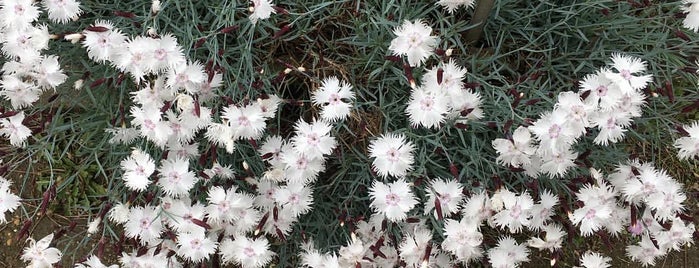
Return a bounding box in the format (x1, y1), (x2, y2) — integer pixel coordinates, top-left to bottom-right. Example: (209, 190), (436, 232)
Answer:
(255, 212), (270, 237)
(435, 198), (443, 220)
(463, 82), (480, 89)
(194, 38), (206, 48)
(85, 26), (110, 32)
(273, 24), (292, 39)
(113, 11), (136, 19)
(275, 227), (286, 241)
(90, 78), (107, 89)
(385, 55), (401, 62)
(455, 122), (468, 129)
(402, 63), (415, 89)
(160, 101), (172, 113)
(436, 68), (444, 85)
(220, 25), (239, 34)
(664, 81), (674, 103)
(675, 30), (690, 42)
(17, 220), (32, 240)
(191, 218), (211, 229)
(405, 217), (420, 223)
(525, 98), (541, 106)
(449, 164), (459, 178)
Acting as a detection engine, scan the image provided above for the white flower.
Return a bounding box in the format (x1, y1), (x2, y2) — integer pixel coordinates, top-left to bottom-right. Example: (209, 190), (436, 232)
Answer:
(222, 103), (267, 140)
(539, 148), (578, 178)
(311, 76), (355, 122)
(21, 233), (62, 267)
(461, 190), (493, 225)
(492, 189), (534, 233)
(555, 91), (592, 136)
(0, 0), (40, 28)
(257, 94), (282, 118)
(108, 202), (130, 224)
(570, 183), (615, 236)
(442, 218), (483, 264)
(150, 34), (185, 72)
(75, 255), (119, 268)
(369, 178), (418, 222)
(579, 69), (623, 110)
(82, 20), (127, 63)
(130, 105), (173, 147)
(124, 205), (163, 245)
(424, 178), (463, 218)
(656, 217), (695, 252)
(487, 236), (529, 268)
(626, 234), (662, 267)
(34, 56), (68, 90)
(604, 54), (652, 94)
(528, 190), (558, 231)
(682, 1), (699, 32)
(259, 135), (289, 167)
(120, 149), (156, 192)
(249, 0), (276, 24)
(157, 157), (198, 197)
(0, 111), (32, 147)
(674, 121), (699, 160)
(399, 227), (433, 267)
(527, 224), (565, 252)
(281, 149), (324, 183)
(368, 133), (415, 178)
(576, 251), (611, 268)
(176, 229), (218, 262)
(219, 236), (274, 268)
(436, 0), (475, 13)
(590, 110), (631, 145)
(291, 119), (337, 158)
(113, 36), (158, 79)
(406, 87), (448, 129)
(43, 0), (82, 23)
(529, 110), (576, 154)
(205, 123), (236, 153)
(167, 61), (205, 94)
(0, 177), (21, 224)
(1, 74), (41, 109)
(388, 20), (437, 67)
(492, 126), (536, 167)
(275, 182), (313, 217)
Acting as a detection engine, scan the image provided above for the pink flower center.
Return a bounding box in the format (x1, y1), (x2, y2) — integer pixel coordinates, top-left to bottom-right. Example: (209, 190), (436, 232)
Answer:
(509, 204), (521, 219)
(237, 116), (250, 126)
(168, 171), (181, 182)
(189, 239), (201, 249)
(548, 124), (561, 139)
(135, 166), (146, 176)
(306, 133), (319, 146)
(420, 97), (434, 111)
(289, 194), (299, 204)
(295, 157), (308, 169)
(606, 117), (616, 129)
(14, 5), (24, 15)
(155, 49), (167, 60)
(620, 70), (632, 80)
(386, 148), (400, 162)
(140, 218), (151, 229)
(329, 93), (341, 104)
(385, 193), (400, 206)
(596, 85), (608, 96)
(584, 208), (596, 220)
(244, 247), (256, 257)
(143, 119), (156, 130)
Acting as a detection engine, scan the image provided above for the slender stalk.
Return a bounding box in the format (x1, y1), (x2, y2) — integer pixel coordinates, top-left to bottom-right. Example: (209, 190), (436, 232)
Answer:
(464, 0), (496, 43)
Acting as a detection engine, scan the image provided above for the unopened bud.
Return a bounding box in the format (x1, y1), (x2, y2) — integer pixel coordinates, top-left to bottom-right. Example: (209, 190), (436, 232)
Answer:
(445, 48), (453, 57)
(147, 27), (157, 37)
(151, 0), (161, 14)
(297, 66), (306, 72)
(64, 33), (84, 44)
(284, 68), (292, 74)
(74, 79), (84, 90)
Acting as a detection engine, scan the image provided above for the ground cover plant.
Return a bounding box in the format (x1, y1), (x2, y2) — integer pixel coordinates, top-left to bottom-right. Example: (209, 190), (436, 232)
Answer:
(1, 0), (699, 267)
